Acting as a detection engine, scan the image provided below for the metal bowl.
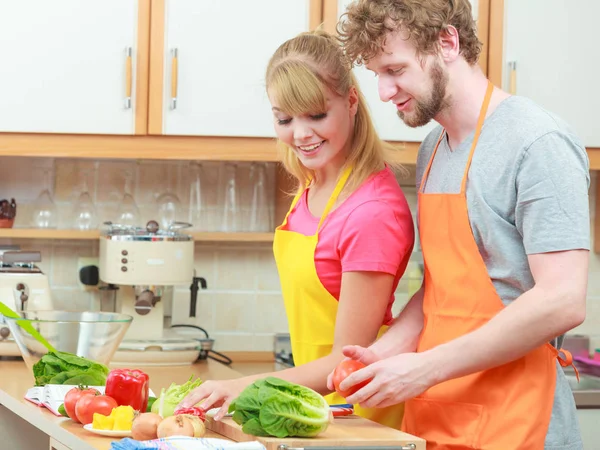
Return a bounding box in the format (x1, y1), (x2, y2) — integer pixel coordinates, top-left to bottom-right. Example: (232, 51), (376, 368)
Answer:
(4, 310), (132, 371)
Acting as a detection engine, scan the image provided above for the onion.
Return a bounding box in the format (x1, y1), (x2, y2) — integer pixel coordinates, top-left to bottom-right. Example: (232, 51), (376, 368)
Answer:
(131, 413), (163, 441)
(179, 414), (206, 437)
(157, 415), (195, 438)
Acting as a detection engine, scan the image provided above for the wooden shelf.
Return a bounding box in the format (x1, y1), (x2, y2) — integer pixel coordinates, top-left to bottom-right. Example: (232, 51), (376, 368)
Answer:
(0, 229), (274, 242)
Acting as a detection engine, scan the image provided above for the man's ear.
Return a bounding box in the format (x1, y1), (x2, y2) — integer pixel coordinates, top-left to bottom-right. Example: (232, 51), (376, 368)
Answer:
(349, 85), (359, 116)
(439, 25), (460, 62)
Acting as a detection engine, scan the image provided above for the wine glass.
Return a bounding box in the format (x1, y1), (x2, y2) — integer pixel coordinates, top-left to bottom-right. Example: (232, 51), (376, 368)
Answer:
(249, 163), (272, 232)
(31, 167), (57, 229)
(156, 164), (181, 229)
(72, 168), (97, 230)
(115, 170), (140, 227)
(220, 163), (240, 232)
(188, 162), (205, 231)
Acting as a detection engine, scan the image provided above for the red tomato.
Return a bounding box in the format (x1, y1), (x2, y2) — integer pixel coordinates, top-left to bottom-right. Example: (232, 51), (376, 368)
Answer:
(63, 387), (100, 423)
(332, 359), (372, 399)
(75, 394), (118, 425)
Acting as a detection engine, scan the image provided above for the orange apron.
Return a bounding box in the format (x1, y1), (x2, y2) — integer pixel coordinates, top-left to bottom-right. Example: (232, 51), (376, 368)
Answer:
(273, 166), (405, 429)
(402, 82), (573, 449)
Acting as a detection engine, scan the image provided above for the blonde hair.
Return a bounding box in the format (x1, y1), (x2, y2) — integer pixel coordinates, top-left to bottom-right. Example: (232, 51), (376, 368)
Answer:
(265, 29), (405, 195)
(338, 0), (482, 66)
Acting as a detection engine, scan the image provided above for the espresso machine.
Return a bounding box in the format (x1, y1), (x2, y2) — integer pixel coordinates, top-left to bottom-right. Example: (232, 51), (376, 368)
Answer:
(0, 248), (53, 356)
(98, 221), (202, 365)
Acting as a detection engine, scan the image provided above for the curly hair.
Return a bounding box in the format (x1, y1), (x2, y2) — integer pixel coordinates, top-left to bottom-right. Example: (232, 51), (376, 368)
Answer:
(338, 0), (482, 66)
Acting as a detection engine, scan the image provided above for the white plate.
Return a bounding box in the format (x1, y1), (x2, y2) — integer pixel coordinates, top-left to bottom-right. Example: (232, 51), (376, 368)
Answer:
(83, 424), (132, 438)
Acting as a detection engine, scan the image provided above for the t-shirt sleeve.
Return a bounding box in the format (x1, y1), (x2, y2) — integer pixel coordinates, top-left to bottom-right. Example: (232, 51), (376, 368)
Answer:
(515, 130), (590, 254)
(337, 200), (412, 275)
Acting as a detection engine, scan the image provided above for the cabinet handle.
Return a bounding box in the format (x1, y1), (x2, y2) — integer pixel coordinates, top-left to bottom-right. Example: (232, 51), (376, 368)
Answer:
(125, 47), (133, 109)
(171, 48), (179, 109)
(508, 61), (517, 95)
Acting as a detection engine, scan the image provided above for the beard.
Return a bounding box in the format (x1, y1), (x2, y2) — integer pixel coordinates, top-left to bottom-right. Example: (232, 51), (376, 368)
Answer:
(397, 61), (449, 128)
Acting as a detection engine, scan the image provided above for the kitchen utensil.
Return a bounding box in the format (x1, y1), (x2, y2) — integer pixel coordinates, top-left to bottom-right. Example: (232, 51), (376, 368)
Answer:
(205, 414), (425, 450)
(4, 310), (132, 372)
(116, 171), (141, 227)
(249, 163), (272, 232)
(156, 164), (182, 229)
(0, 301), (55, 353)
(72, 168), (97, 230)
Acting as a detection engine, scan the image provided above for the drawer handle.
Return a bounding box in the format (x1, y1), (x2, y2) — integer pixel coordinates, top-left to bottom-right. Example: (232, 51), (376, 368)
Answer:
(125, 47), (133, 109)
(171, 48), (179, 109)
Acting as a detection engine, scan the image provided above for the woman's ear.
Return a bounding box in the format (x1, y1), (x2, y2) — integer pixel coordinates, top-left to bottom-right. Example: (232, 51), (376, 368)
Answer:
(348, 86), (359, 116)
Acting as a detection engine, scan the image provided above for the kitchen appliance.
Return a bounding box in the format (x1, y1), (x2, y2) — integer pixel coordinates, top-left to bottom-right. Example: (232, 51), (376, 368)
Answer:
(98, 221), (202, 365)
(0, 248), (53, 357)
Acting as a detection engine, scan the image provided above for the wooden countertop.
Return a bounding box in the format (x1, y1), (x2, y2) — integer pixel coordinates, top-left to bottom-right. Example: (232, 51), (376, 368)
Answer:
(0, 359), (243, 450)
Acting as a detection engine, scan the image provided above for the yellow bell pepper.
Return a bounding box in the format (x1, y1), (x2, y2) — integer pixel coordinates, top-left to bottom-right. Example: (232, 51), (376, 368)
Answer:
(111, 405), (135, 431)
(92, 412), (115, 430)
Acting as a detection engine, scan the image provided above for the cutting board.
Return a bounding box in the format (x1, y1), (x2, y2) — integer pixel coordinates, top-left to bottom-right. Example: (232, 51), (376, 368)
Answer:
(206, 414), (426, 450)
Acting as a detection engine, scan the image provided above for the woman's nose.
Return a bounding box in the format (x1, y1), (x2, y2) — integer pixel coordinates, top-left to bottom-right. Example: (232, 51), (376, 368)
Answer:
(293, 123), (314, 141)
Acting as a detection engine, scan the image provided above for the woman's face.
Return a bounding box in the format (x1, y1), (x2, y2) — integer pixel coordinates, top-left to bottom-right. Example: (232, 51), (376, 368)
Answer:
(269, 86), (358, 173)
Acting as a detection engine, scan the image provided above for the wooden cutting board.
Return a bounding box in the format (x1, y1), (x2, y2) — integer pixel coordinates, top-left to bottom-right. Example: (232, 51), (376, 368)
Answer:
(206, 414), (426, 450)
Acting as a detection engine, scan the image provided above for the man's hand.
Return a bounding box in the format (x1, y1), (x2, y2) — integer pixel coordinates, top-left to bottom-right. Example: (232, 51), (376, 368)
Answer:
(326, 345), (381, 391)
(338, 352), (438, 408)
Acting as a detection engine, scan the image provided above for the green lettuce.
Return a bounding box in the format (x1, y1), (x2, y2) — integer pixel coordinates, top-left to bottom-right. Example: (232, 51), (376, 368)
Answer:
(229, 377), (331, 438)
(151, 375), (203, 417)
(32, 351), (109, 386)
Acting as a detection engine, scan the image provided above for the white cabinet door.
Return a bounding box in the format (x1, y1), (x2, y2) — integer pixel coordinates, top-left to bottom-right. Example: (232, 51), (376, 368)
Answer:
(336, 0), (478, 142)
(161, 0), (311, 137)
(503, 0), (600, 147)
(0, 0), (139, 135)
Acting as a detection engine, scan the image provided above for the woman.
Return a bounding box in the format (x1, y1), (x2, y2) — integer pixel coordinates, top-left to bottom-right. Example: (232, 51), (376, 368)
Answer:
(179, 30), (415, 429)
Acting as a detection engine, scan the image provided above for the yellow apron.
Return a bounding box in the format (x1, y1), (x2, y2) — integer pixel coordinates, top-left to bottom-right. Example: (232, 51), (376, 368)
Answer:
(273, 166), (405, 429)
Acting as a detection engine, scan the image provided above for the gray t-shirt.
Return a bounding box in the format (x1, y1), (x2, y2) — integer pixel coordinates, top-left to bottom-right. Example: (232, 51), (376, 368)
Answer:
(416, 96), (589, 450)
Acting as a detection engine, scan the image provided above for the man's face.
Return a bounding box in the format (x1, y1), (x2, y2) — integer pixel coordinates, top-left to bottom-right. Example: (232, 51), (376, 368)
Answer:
(365, 31), (449, 128)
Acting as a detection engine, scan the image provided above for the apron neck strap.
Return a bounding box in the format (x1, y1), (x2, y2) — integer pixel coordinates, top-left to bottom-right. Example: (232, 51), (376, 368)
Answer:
(317, 165), (352, 231)
(418, 81), (494, 195)
(460, 81), (494, 192)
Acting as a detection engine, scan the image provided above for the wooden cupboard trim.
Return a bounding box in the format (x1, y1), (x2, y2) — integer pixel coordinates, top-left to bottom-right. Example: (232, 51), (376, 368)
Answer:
(0, 133), (279, 161)
(148, 0), (165, 134)
(0, 229), (274, 242)
(487, 0), (504, 87)
(134, 0), (151, 135)
(478, 0), (491, 76)
(310, 0), (324, 29)
(596, 174), (600, 254)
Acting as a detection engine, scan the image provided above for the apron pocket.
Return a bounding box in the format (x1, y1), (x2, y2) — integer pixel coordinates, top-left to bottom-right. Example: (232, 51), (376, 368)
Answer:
(404, 396), (484, 449)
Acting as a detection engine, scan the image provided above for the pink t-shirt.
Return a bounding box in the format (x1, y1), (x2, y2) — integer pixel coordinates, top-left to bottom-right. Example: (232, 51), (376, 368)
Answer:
(283, 167), (415, 325)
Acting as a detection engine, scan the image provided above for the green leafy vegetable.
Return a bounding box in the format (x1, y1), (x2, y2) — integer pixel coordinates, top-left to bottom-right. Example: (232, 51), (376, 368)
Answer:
(229, 377), (331, 438)
(32, 351), (109, 386)
(150, 375), (203, 418)
(146, 396), (157, 412)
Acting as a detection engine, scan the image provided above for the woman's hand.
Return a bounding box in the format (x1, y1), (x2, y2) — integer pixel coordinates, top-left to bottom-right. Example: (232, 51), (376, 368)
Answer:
(177, 378), (249, 421)
(326, 345), (381, 391)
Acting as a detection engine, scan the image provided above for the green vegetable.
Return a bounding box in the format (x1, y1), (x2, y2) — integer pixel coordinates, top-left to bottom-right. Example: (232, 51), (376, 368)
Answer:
(32, 351), (109, 386)
(57, 403), (67, 417)
(146, 396), (157, 412)
(229, 377), (331, 438)
(150, 375), (203, 417)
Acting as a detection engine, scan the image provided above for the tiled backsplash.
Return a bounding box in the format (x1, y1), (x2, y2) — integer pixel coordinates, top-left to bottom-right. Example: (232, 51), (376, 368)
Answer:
(0, 157), (598, 355)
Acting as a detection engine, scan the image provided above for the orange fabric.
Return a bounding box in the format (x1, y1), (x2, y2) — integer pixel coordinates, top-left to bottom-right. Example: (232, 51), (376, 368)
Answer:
(273, 167), (405, 429)
(402, 81), (567, 449)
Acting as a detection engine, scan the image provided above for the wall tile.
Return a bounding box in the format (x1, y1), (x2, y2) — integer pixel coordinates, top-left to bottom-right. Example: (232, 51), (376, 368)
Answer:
(214, 292), (257, 332)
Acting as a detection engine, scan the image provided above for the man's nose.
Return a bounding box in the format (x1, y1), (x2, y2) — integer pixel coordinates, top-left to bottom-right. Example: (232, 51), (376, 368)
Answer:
(378, 77), (397, 103)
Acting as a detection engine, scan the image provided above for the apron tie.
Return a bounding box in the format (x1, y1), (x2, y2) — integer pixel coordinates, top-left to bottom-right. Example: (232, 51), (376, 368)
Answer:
(557, 349), (580, 382)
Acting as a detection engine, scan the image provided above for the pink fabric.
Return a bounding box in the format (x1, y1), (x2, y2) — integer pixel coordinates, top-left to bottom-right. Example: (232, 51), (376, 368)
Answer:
(283, 167), (415, 324)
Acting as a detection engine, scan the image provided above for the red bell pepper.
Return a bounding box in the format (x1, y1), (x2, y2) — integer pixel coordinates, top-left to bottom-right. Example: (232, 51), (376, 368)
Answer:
(174, 406), (206, 422)
(105, 368), (150, 412)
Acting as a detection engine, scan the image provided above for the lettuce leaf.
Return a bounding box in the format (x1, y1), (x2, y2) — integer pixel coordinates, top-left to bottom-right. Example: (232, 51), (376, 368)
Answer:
(150, 375), (203, 417)
(32, 351), (109, 386)
(229, 377), (330, 438)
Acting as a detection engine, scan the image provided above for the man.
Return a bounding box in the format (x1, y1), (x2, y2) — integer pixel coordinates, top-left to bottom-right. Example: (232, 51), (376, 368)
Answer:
(328, 1), (590, 449)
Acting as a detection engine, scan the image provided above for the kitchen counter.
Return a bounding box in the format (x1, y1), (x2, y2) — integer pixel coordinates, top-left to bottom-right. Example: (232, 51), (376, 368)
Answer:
(0, 359), (242, 450)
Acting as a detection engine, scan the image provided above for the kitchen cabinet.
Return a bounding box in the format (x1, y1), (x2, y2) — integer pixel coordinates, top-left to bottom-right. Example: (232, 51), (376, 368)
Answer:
(323, 0), (485, 143)
(498, 0), (600, 147)
(149, 0), (318, 138)
(577, 409), (600, 450)
(0, 0), (149, 135)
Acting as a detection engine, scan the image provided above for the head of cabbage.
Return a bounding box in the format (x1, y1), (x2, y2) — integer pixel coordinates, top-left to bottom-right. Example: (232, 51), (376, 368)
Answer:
(228, 377), (332, 438)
